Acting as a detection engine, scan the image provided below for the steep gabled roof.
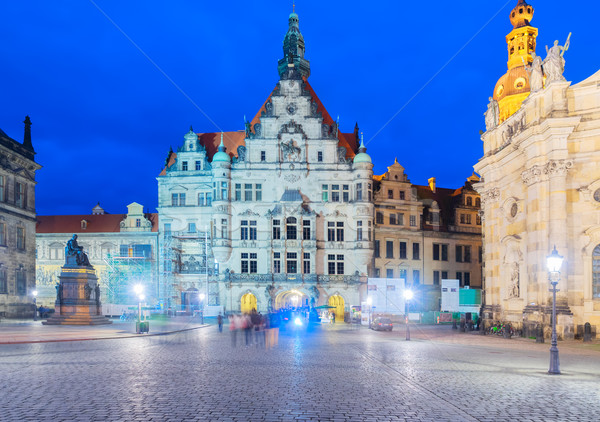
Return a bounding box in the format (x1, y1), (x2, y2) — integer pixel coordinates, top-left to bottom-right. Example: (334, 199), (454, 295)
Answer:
(37, 213), (159, 234)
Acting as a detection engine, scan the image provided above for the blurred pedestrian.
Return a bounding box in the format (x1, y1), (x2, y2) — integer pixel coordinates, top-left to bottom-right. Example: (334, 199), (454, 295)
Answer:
(229, 315), (238, 347)
(217, 313), (223, 333)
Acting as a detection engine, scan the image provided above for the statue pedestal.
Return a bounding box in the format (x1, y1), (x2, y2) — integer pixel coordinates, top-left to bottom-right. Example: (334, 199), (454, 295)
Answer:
(43, 263), (112, 326)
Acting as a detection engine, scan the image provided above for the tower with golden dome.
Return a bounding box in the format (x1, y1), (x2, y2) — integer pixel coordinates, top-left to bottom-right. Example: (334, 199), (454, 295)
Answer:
(493, 0), (538, 123)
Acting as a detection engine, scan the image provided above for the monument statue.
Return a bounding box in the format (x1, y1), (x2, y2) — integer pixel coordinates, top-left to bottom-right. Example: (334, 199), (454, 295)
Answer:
(509, 262), (520, 298)
(523, 53), (544, 92)
(65, 234), (91, 266)
(484, 97), (500, 131)
(542, 33), (571, 84)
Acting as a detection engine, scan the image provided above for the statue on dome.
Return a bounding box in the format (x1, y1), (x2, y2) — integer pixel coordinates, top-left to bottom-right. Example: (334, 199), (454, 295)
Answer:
(484, 97), (500, 131)
(523, 53), (544, 92)
(542, 33), (571, 84)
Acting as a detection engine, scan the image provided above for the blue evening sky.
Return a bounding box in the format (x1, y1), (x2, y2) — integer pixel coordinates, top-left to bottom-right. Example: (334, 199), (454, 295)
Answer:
(1, 1), (598, 215)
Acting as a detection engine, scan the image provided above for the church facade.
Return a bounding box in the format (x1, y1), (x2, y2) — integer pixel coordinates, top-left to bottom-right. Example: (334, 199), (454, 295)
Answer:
(475, 0), (600, 338)
(157, 11), (373, 319)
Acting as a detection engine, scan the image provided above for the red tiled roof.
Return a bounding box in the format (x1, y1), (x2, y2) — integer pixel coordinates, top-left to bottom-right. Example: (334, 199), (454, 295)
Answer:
(37, 214), (159, 234)
(159, 78), (358, 175)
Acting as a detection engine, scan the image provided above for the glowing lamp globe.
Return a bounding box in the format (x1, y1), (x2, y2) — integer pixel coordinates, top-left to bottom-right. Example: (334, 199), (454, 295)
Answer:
(546, 246), (564, 273)
(404, 289), (414, 301)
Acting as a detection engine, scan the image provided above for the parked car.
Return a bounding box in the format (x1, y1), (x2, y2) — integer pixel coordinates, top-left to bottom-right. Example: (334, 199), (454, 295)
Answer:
(371, 317), (393, 331)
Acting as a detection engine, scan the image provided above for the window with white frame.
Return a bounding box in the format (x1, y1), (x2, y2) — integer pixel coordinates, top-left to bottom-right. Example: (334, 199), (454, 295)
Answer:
(342, 185), (349, 202)
(410, 215), (417, 227)
(198, 192), (212, 206)
(303, 252), (310, 274)
(286, 252), (297, 273)
(272, 220), (281, 239)
(49, 243), (64, 260)
(241, 252), (257, 274)
(322, 184), (329, 202)
(356, 183), (363, 201)
(182, 161), (188, 171)
(221, 219), (227, 239)
(331, 185), (340, 202)
(327, 254), (344, 275)
(172, 193), (186, 206)
(336, 222), (344, 242)
(235, 184), (242, 201)
(357, 221), (363, 241)
(244, 184), (252, 201)
(302, 220), (311, 240)
(286, 217), (297, 240)
(273, 252), (281, 273)
(195, 160), (202, 170)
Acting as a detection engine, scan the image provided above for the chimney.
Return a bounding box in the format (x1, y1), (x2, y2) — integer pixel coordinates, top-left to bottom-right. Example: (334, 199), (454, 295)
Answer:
(428, 177), (436, 193)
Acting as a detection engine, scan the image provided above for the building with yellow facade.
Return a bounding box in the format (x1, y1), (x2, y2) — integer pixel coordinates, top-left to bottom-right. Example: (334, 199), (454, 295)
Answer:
(475, 0), (600, 339)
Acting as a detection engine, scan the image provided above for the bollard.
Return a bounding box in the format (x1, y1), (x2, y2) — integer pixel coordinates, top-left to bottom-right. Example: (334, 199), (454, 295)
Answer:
(583, 322), (592, 343)
(536, 324), (544, 343)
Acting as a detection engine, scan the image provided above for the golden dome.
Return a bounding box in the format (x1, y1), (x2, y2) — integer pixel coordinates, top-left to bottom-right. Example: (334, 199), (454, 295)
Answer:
(493, 66), (530, 102)
(510, 0), (534, 29)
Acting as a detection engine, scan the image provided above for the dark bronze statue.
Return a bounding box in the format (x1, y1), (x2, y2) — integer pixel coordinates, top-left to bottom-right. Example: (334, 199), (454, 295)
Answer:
(65, 234), (91, 266)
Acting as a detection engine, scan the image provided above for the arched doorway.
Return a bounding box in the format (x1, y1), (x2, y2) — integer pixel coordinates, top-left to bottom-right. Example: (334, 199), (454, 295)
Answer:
(182, 288), (199, 314)
(240, 292), (257, 314)
(328, 294), (345, 322)
(274, 290), (309, 310)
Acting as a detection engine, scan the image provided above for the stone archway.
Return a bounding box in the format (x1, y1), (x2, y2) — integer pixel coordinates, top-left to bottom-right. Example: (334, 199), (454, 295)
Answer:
(274, 289), (309, 310)
(240, 292), (257, 314)
(328, 294), (345, 322)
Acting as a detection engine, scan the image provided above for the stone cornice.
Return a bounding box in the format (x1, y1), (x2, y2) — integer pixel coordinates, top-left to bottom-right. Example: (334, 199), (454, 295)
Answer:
(521, 159), (573, 186)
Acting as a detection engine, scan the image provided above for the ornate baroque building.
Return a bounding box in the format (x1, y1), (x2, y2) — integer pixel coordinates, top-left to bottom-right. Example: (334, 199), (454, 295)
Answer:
(475, 0), (600, 338)
(157, 11), (373, 319)
(373, 160), (482, 311)
(0, 117), (41, 317)
(36, 203), (158, 309)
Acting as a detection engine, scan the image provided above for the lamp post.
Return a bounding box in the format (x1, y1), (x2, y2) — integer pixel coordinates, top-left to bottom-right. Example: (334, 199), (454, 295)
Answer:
(404, 289), (414, 341)
(199, 292), (205, 324)
(32, 290), (38, 321)
(134, 284), (144, 333)
(366, 296), (372, 328)
(546, 246), (564, 375)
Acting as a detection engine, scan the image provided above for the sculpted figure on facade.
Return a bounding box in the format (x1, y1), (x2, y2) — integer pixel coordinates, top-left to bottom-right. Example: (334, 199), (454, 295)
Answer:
(237, 145), (247, 162)
(542, 34), (570, 84)
(484, 97), (500, 131)
(281, 140), (301, 162)
(524, 53), (544, 92)
(509, 262), (520, 298)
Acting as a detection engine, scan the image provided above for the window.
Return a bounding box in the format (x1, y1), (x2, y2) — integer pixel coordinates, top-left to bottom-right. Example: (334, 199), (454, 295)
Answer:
(0, 268), (6, 294)
(476, 198), (481, 207)
(171, 193), (186, 207)
(433, 244), (448, 261)
(16, 267), (26, 295)
(195, 161), (202, 170)
(255, 184), (262, 201)
(399, 191), (405, 200)
(0, 222), (6, 246)
(244, 184), (253, 201)
(442, 244), (448, 261)
(388, 189), (394, 199)
(164, 223), (171, 234)
(221, 219), (227, 239)
(368, 221), (372, 241)
(466, 214), (472, 224)
(433, 244), (440, 261)
(399, 242), (407, 259)
(328, 254), (344, 275)
(274, 252), (281, 273)
(386, 241), (394, 258)
(331, 185), (340, 202)
(374, 240), (380, 258)
(303, 252), (310, 274)
(235, 184), (242, 201)
(221, 182), (228, 200)
(456, 272), (463, 285)
(433, 271), (440, 285)
(389, 214), (396, 225)
(476, 214), (482, 225)
(303, 220), (311, 240)
(0, 175), (4, 202)
(410, 215), (417, 227)
(376, 212), (383, 225)
(466, 197), (472, 206)
(368, 183), (372, 202)
(286, 217), (297, 240)
(241, 220), (249, 240)
(182, 161), (188, 171)
(287, 252), (297, 273)
(317, 151), (323, 162)
(374, 268), (380, 278)
(336, 222), (344, 242)
(249, 221), (257, 240)
(412, 270), (420, 285)
(272, 220), (281, 240)
(198, 192), (212, 206)
(413, 243), (420, 260)
(136, 218), (141, 228)
(386, 269), (394, 279)
(464, 272), (471, 287)
(260, 151), (266, 162)
(327, 222), (335, 241)
(241, 252), (257, 274)
(357, 221), (363, 241)
(399, 269), (407, 280)
(322, 185), (328, 202)
(460, 214), (465, 224)
(356, 183), (362, 201)
(342, 185), (349, 202)
(593, 245), (600, 298)
(456, 245), (471, 263)
(456, 245), (462, 263)
(16, 182), (25, 208)
(16, 227), (25, 250)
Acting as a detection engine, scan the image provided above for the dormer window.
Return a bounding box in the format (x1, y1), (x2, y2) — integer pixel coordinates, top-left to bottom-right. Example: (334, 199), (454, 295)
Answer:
(182, 161), (188, 171)
(81, 220), (88, 230)
(135, 218), (141, 228)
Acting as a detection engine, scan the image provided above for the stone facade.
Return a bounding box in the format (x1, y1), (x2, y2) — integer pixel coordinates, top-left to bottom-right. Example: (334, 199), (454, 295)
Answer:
(0, 117), (41, 318)
(36, 202), (159, 308)
(157, 11), (373, 318)
(373, 160), (483, 311)
(475, 65), (600, 338)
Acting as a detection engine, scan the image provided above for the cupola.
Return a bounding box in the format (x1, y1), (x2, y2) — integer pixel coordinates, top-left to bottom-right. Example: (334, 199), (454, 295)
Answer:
(353, 133), (372, 164)
(212, 132), (231, 163)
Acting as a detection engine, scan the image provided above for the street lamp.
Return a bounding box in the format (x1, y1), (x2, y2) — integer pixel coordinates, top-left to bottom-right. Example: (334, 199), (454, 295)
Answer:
(366, 296), (372, 328)
(199, 292), (205, 324)
(134, 284), (144, 333)
(404, 289), (414, 341)
(32, 290), (38, 321)
(546, 246), (564, 375)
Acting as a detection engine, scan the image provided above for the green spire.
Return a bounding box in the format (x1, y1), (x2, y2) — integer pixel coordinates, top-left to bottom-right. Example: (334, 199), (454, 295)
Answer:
(277, 8), (311, 79)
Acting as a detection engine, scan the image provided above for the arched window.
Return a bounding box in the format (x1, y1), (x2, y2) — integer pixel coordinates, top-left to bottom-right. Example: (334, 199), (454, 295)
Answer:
(466, 197), (473, 206)
(475, 198), (481, 207)
(593, 245), (600, 298)
(286, 217), (297, 240)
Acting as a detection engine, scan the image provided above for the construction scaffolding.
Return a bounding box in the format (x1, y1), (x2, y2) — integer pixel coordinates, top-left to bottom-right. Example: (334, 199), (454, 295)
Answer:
(103, 248), (157, 305)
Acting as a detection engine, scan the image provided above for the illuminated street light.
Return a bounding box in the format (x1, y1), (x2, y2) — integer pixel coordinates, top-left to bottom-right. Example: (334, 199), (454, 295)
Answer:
(134, 284), (145, 334)
(199, 292), (206, 324)
(546, 246), (564, 375)
(404, 289), (414, 341)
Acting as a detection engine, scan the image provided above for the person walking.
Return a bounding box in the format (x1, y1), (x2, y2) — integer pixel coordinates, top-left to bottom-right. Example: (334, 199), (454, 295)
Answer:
(217, 313), (223, 333)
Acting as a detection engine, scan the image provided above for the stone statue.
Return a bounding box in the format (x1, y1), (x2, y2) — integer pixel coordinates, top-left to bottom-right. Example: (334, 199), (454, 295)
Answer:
(509, 262), (520, 298)
(236, 145), (247, 162)
(281, 140), (301, 162)
(65, 234), (91, 267)
(542, 34), (570, 84)
(484, 97), (500, 131)
(524, 53), (544, 92)
(253, 123), (262, 138)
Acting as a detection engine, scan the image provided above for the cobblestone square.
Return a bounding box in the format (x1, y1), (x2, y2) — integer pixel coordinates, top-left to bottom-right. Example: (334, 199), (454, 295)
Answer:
(1, 323), (599, 421)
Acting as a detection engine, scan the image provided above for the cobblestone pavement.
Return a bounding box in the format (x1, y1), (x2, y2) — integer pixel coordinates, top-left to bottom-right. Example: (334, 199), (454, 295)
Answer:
(0, 323), (598, 421)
